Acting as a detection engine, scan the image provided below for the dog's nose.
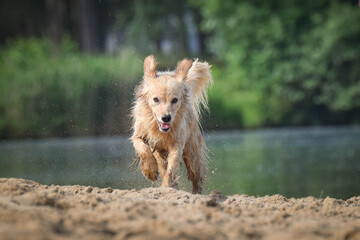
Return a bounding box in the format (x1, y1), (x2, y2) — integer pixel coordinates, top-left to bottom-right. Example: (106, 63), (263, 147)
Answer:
(161, 114), (171, 123)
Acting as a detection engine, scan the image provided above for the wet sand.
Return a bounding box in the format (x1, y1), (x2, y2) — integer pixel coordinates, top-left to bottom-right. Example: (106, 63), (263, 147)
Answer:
(0, 178), (359, 240)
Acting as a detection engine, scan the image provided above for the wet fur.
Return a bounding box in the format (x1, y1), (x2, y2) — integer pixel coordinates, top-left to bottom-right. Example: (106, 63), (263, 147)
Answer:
(131, 55), (213, 194)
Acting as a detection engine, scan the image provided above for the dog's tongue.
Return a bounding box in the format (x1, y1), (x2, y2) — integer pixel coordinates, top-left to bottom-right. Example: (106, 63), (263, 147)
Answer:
(161, 123), (170, 129)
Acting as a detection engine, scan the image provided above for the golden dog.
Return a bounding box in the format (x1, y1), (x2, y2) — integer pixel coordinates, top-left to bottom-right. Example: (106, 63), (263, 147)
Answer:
(131, 55), (213, 194)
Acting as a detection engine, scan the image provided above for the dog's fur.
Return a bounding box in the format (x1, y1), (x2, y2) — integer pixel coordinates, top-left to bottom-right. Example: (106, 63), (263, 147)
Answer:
(130, 55), (213, 194)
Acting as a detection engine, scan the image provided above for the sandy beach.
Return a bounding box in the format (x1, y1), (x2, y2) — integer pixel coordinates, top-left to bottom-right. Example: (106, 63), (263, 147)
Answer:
(0, 178), (359, 240)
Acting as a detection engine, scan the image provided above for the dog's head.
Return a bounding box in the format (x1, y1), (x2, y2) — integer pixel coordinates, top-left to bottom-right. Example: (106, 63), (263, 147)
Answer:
(142, 55), (193, 133)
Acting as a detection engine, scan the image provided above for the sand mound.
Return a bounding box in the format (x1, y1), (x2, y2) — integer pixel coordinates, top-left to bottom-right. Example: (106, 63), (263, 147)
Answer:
(1, 178), (360, 240)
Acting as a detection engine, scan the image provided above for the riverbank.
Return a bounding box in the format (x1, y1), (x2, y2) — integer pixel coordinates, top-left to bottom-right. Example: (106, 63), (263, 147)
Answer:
(0, 178), (359, 239)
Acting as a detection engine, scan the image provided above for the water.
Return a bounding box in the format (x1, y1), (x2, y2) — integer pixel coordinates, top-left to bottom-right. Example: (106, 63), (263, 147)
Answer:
(0, 126), (359, 199)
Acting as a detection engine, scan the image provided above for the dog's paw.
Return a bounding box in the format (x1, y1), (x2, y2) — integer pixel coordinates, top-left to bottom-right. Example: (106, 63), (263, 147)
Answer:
(161, 181), (178, 189)
(143, 168), (158, 182)
(140, 158), (158, 182)
(161, 174), (179, 189)
(192, 185), (202, 194)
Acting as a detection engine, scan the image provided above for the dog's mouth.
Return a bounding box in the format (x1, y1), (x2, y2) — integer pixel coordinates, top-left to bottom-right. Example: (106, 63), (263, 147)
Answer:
(154, 114), (172, 133)
(159, 122), (171, 133)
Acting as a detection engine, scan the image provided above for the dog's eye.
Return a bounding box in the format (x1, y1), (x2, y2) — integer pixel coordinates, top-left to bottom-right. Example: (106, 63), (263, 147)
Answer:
(153, 97), (159, 103)
(171, 98), (178, 104)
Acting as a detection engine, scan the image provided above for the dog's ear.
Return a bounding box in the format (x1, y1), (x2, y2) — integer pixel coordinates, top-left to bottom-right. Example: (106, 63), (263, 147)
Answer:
(175, 58), (193, 81)
(144, 55), (157, 78)
(183, 59), (213, 114)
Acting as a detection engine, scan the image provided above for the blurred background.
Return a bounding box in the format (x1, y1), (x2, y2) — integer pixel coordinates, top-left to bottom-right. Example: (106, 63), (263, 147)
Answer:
(0, 0), (360, 199)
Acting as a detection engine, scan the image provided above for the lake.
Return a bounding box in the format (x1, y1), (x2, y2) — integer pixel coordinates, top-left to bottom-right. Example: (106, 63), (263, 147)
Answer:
(1, 126), (359, 199)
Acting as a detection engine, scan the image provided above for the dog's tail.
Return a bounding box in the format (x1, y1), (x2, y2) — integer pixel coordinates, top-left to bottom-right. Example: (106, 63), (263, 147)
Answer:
(186, 59), (213, 118)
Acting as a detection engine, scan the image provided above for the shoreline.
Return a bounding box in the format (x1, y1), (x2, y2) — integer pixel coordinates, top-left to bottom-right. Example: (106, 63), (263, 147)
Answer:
(1, 178), (359, 239)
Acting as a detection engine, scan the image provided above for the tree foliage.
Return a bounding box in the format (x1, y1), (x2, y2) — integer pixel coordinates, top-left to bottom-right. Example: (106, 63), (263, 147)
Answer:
(1, 1), (360, 138)
(195, 0), (360, 126)
(113, 0), (200, 59)
(0, 38), (142, 138)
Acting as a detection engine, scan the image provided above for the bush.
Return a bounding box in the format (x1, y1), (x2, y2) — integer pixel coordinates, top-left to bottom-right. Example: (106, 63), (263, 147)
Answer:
(0, 37), (143, 138)
(195, 0), (360, 127)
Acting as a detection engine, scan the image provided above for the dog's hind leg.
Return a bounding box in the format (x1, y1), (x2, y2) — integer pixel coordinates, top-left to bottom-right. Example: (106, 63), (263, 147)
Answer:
(131, 136), (158, 181)
(183, 133), (208, 194)
(183, 152), (202, 194)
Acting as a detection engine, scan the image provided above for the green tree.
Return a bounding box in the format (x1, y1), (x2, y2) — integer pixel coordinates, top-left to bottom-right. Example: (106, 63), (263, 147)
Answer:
(0, 38), (142, 139)
(114, 0), (200, 59)
(195, 0), (360, 127)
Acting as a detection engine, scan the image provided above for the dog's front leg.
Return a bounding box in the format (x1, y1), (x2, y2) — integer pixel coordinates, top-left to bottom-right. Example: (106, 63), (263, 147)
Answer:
(161, 145), (183, 188)
(131, 136), (158, 181)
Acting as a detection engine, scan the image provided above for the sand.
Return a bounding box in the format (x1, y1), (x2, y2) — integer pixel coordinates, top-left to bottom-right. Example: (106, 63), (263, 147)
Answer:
(0, 178), (360, 240)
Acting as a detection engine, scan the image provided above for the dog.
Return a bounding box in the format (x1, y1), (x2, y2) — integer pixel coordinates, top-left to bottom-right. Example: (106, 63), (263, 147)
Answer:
(130, 55), (213, 194)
